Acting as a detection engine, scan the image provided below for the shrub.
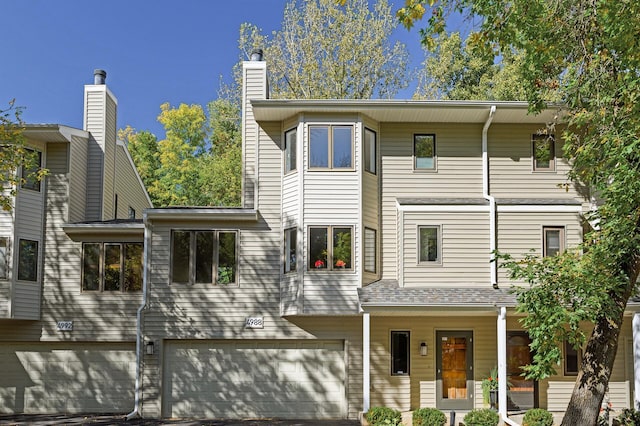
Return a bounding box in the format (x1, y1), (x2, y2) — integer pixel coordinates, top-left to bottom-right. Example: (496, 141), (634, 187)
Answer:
(523, 408), (554, 426)
(463, 408), (500, 426)
(366, 406), (402, 426)
(412, 407), (446, 426)
(614, 408), (640, 425)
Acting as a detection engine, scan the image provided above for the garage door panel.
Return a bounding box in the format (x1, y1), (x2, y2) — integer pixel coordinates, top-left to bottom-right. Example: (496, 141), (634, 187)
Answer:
(164, 339), (346, 419)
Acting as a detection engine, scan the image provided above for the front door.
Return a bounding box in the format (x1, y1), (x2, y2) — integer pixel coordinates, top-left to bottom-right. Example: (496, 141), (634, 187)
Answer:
(507, 332), (538, 410)
(436, 330), (474, 410)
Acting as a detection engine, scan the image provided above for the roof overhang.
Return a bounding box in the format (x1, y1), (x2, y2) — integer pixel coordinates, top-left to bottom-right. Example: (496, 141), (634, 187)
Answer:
(63, 221), (144, 241)
(145, 208), (259, 222)
(23, 124), (89, 143)
(251, 99), (564, 124)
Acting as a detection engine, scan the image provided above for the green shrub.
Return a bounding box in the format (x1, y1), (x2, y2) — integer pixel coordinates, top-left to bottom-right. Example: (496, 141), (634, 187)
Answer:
(614, 408), (640, 425)
(412, 407), (446, 426)
(366, 406), (402, 426)
(523, 408), (554, 426)
(463, 408), (500, 426)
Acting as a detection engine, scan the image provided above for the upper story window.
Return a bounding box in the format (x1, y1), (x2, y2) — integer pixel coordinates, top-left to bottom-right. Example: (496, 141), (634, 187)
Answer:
(0, 238), (7, 279)
(18, 239), (38, 282)
(284, 227), (297, 274)
(418, 225), (441, 264)
(82, 242), (142, 292)
(414, 134), (436, 170)
(533, 134), (555, 171)
(171, 230), (238, 285)
(543, 226), (565, 257)
(364, 227), (377, 273)
(308, 226), (352, 270)
(284, 128), (297, 173)
(364, 128), (377, 174)
(564, 340), (581, 375)
(391, 330), (410, 375)
(128, 207), (136, 219)
(309, 125), (353, 169)
(21, 149), (42, 191)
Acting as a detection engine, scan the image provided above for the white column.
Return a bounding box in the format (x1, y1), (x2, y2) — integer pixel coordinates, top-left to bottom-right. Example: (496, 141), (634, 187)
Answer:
(363, 312), (370, 414)
(497, 307), (508, 418)
(633, 313), (640, 409)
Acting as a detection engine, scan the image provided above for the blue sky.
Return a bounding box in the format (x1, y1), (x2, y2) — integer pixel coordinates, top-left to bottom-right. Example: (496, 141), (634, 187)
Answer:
(2, 1), (447, 139)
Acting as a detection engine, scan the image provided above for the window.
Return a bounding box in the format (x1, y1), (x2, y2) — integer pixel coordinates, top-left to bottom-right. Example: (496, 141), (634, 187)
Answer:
(284, 128), (297, 173)
(17, 239), (38, 281)
(128, 207), (136, 219)
(0, 238), (7, 279)
(171, 230), (238, 285)
(284, 227), (297, 274)
(419, 225), (441, 263)
(543, 226), (565, 257)
(309, 125), (353, 169)
(364, 227), (376, 273)
(82, 243), (143, 292)
(414, 134), (436, 170)
(364, 128), (377, 174)
(391, 331), (410, 375)
(533, 134), (555, 171)
(308, 226), (352, 270)
(564, 340), (581, 375)
(21, 149), (42, 191)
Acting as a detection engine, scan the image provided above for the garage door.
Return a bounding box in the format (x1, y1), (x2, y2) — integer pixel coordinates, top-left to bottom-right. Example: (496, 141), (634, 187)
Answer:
(0, 342), (135, 413)
(163, 340), (346, 419)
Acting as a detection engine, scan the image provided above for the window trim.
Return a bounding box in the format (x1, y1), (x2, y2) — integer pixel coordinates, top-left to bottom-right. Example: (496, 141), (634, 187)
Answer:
(0, 237), (8, 279)
(364, 128), (377, 175)
(81, 242), (143, 292)
(532, 133), (556, 172)
(414, 134), (437, 171)
(418, 225), (442, 265)
(364, 227), (377, 273)
(391, 330), (410, 376)
(564, 340), (581, 376)
(17, 238), (38, 282)
(307, 225), (354, 271)
(20, 149), (42, 192)
(543, 226), (565, 257)
(284, 227), (297, 274)
(284, 127), (297, 174)
(308, 124), (354, 170)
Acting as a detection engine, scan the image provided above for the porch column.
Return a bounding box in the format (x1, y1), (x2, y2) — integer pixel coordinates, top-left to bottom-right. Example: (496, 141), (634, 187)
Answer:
(497, 307), (508, 418)
(633, 313), (640, 409)
(363, 312), (370, 414)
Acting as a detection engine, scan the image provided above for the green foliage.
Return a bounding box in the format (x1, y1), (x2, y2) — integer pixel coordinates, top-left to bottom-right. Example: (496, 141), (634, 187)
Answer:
(614, 408), (640, 425)
(481, 367), (499, 405)
(365, 406), (402, 426)
(412, 407), (446, 426)
(523, 408), (554, 426)
(462, 408), (499, 426)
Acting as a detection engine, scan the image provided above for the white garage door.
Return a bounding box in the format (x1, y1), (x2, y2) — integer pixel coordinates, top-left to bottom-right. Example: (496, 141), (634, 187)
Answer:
(163, 340), (346, 419)
(0, 342), (135, 413)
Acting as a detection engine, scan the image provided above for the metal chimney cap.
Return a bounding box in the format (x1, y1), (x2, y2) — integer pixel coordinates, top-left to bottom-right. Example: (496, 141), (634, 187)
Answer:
(93, 69), (107, 85)
(250, 49), (264, 61)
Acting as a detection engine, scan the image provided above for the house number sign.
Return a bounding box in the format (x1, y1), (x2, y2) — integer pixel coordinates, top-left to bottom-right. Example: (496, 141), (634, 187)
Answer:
(245, 317), (264, 329)
(56, 321), (73, 331)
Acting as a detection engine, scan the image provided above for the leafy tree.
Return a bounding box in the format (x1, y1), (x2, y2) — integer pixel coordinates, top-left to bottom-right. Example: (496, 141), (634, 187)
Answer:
(118, 126), (160, 200)
(240, 0), (410, 99)
(396, 0), (640, 423)
(0, 100), (46, 211)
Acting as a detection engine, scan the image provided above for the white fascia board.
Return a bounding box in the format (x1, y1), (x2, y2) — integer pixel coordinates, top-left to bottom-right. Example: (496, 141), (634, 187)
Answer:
(497, 205), (583, 213)
(396, 202), (490, 213)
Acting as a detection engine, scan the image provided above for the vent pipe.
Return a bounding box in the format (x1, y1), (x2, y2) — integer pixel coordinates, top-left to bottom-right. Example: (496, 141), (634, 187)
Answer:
(93, 69), (107, 85)
(250, 49), (264, 61)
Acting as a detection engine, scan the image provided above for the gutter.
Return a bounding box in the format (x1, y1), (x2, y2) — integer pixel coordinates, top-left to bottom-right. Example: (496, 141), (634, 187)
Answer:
(482, 105), (497, 287)
(126, 211), (151, 420)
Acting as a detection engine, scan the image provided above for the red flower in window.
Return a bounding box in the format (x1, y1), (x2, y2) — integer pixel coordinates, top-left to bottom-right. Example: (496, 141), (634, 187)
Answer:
(335, 259), (346, 268)
(315, 259), (325, 268)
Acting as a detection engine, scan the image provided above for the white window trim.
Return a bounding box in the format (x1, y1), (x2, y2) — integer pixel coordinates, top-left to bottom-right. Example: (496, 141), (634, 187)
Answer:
(413, 133), (437, 172)
(307, 124), (355, 171)
(417, 225), (442, 265)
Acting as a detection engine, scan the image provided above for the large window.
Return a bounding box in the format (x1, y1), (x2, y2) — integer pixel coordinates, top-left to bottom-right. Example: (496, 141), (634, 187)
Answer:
(171, 230), (238, 285)
(309, 125), (353, 169)
(414, 134), (436, 170)
(284, 128), (297, 173)
(284, 227), (297, 274)
(364, 128), (377, 174)
(364, 227), (376, 273)
(543, 226), (565, 257)
(82, 242), (143, 292)
(21, 149), (42, 191)
(17, 239), (38, 281)
(308, 226), (352, 270)
(419, 225), (441, 263)
(391, 331), (410, 375)
(533, 134), (555, 171)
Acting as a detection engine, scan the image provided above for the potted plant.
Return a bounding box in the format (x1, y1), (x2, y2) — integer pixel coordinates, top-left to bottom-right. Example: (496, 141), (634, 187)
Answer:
(481, 367), (499, 409)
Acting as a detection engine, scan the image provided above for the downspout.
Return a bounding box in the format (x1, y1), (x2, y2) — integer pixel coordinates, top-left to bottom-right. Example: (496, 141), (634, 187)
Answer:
(498, 307), (518, 426)
(126, 211), (151, 420)
(482, 105), (497, 286)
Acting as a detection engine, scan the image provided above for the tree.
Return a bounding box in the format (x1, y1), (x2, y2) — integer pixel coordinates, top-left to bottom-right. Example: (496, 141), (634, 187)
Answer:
(0, 100), (46, 211)
(396, 0), (640, 423)
(241, 0), (410, 99)
(118, 126), (160, 199)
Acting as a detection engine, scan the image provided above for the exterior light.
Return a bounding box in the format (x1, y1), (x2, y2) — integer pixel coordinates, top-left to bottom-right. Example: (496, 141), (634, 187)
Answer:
(420, 342), (428, 356)
(145, 341), (154, 355)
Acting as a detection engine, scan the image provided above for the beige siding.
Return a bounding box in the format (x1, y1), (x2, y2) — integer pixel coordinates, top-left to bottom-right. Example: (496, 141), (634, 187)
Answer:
(68, 135), (88, 222)
(401, 210), (491, 286)
(101, 94), (117, 219)
(84, 89), (105, 221)
(113, 142), (151, 219)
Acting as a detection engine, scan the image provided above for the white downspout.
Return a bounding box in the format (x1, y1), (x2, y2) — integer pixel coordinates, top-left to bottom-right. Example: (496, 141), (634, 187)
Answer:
(498, 307), (518, 425)
(633, 313), (640, 409)
(126, 211), (151, 420)
(482, 105), (497, 286)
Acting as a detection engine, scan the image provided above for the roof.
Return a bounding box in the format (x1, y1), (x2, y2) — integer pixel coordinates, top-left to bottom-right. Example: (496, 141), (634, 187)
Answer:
(251, 99), (564, 124)
(23, 124), (89, 143)
(63, 219), (144, 240)
(145, 207), (258, 222)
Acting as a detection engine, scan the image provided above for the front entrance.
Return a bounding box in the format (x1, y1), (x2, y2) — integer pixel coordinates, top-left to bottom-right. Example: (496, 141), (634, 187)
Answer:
(436, 330), (473, 410)
(507, 332), (538, 410)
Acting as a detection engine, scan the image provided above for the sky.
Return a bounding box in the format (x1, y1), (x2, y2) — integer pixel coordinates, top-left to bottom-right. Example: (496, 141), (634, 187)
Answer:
(1, 0), (453, 139)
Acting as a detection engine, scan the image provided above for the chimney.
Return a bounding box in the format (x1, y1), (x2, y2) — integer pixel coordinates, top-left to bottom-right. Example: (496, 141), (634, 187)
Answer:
(93, 69), (107, 85)
(241, 49), (268, 209)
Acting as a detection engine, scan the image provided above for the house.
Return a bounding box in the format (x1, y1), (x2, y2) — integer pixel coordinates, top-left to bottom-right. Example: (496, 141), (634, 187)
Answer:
(1, 55), (639, 423)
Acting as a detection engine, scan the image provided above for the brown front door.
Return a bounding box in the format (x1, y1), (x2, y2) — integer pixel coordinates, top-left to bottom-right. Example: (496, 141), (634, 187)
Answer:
(436, 330), (473, 410)
(507, 332), (538, 410)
